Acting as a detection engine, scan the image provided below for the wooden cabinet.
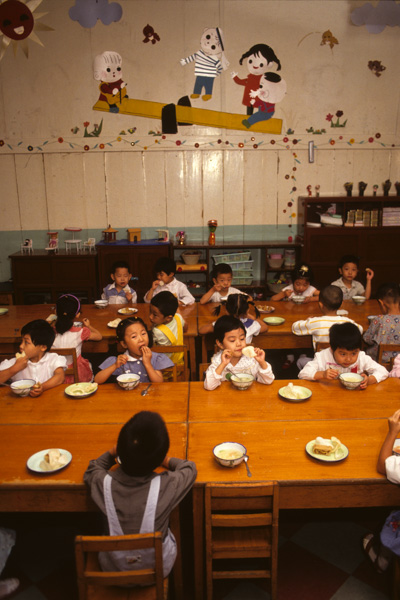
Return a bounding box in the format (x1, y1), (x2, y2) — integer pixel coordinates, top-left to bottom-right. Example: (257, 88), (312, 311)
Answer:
(10, 251), (98, 304)
(298, 195), (400, 291)
(96, 240), (172, 302)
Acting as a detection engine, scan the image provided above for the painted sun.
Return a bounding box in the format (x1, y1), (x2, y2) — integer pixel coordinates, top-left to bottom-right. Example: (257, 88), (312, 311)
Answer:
(0, 0), (53, 60)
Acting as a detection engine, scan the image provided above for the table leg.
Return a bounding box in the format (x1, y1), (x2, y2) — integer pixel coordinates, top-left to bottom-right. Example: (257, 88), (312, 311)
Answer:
(189, 338), (196, 380)
(193, 485), (205, 600)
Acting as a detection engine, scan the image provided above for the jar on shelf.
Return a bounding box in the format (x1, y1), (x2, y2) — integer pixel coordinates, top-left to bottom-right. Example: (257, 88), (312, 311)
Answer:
(284, 249), (296, 268)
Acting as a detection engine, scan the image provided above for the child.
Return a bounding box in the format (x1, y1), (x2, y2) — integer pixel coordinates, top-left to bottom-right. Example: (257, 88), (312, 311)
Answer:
(199, 293), (268, 343)
(149, 291), (188, 364)
(270, 264), (319, 302)
(52, 294), (102, 383)
(298, 322), (388, 387)
(389, 354), (400, 378)
(331, 254), (374, 300)
(95, 316), (174, 384)
(102, 260), (137, 304)
(200, 263), (245, 304)
(363, 283), (400, 362)
(204, 315), (274, 390)
(0, 319), (66, 396)
(84, 410), (197, 577)
(144, 257), (195, 306)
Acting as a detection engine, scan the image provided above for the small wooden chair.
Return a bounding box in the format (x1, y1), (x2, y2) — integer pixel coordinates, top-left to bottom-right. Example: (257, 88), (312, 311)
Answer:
(205, 482), (279, 600)
(377, 344), (400, 369)
(315, 341), (330, 353)
(50, 347), (79, 383)
(198, 363), (210, 381)
(152, 345), (189, 381)
(75, 532), (167, 600)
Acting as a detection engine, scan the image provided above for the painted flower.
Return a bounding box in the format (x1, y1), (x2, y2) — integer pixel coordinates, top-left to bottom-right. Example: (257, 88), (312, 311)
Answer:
(162, 135), (166, 139)
(292, 187), (297, 191)
(84, 145), (89, 151)
(99, 144), (105, 149)
(251, 137), (255, 142)
(117, 137), (122, 142)
(285, 174), (290, 180)
(375, 133), (381, 139)
(368, 137), (374, 143)
(326, 113), (334, 122)
(83, 122), (89, 127)
(336, 110), (343, 118)
(27, 145), (33, 151)
(339, 136), (343, 140)
(58, 137), (63, 143)
(238, 143), (244, 148)
(349, 138), (355, 144)
(217, 139), (222, 144)
(144, 146), (148, 150)
(176, 140), (181, 146)
(283, 137), (289, 142)
(330, 139), (335, 145)
(131, 142), (135, 146)
(292, 139), (298, 145)
(270, 140), (275, 145)
(253, 144), (258, 149)
(0, 140), (4, 147)
(293, 167), (297, 171)
(194, 143), (199, 148)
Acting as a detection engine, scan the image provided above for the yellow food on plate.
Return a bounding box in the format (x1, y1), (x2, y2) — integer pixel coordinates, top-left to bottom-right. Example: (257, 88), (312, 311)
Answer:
(71, 383), (97, 395)
(216, 449), (243, 460)
(119, 307), (135, 314)
(312, 436), (341, 456)
(39, 449), (68, 471)
(108, 318), (122, 328)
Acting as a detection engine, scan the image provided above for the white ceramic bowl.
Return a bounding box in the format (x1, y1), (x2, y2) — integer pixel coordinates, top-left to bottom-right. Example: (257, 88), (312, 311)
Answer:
(213, 442), (246, 467)
(230, 373), (255, 391)
(11, 379), (36, 397)
(116, 373), (140, 390)
(291, 295), (305, 304)
(95, 299), (108, 308)
(352, 296), (366, 305)
(339, 372), (364, 390)
(181, 251), (201, 265)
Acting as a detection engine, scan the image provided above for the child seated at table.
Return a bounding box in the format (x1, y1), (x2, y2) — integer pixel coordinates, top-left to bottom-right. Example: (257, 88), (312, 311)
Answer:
(149, 291), (188, 365)
(200, 263), (247, 304)
(204, 315), (274, 390)
(94, 316), (174, 384)
(199, 293), (268, 343)
(144, 257), (195, 305)
(270, 263), (319, 302)
(52, 294), (102, 383)
(363, 283), (400, 363)
(84, 410), (197, 577)
(0, 319), (66, 396)
(298, 322), (388, 388)
(331, 254), (374, 300)
(101, 260), (137, 304)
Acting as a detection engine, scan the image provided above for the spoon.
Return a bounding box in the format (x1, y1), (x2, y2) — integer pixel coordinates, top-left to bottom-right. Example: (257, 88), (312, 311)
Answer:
(243, 455), (252, 478)
(141, 384), (152, 396)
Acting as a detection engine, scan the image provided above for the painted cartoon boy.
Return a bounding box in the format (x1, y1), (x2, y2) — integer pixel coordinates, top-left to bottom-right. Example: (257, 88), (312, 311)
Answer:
(93, 51), (128, 113)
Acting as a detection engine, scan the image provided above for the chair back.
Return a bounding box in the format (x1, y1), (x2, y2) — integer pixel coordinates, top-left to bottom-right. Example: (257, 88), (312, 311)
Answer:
(205, 482), (279, 600)
(152, 345), (189, 381)
(315, 341), (330, 353)
(75, 532), (165, 600)
(50, 347), (79, 382)
(198, 363), (210, 381)
(377, 344), (400, 368)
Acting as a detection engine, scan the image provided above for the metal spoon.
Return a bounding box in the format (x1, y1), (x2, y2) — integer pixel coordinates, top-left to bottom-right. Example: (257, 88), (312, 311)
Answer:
(243, 455), (252, 477)
(141, 384), (152, 396)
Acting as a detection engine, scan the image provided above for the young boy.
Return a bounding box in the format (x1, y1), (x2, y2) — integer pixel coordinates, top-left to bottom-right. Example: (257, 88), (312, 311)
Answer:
(363, 283), (400, 362)
(200, 263), (244, 304)
(144, 257), (195, 306)
(149, 291), (188, 364)
(204, 315), (274, 390)
(0, 319), (66, 396)
(298, 322), (388, 387)
(331, 254), (374, 301)
(84, 411), (197, 576)
(102, 260), (137, 304)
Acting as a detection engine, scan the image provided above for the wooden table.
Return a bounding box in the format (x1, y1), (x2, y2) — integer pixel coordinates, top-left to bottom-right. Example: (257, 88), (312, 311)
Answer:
(198, 299), (380, 361)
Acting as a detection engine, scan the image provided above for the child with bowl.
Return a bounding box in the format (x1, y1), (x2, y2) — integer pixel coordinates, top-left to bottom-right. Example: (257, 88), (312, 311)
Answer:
(363, 282), (400, 362)
(331, 254), (374, 301)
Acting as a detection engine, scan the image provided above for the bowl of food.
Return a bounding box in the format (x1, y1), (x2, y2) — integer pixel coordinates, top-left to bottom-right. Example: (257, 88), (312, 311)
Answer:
(263, 316), (285, 326)
(230, 373), (255, 391)
(116, 373), (140, 391)
(10, 379), (36, 397)
(339, 372), (364, 390)
(352, 296), (366, 305)
(181, 250), (202, 265)
(291, 295), (305, 304)
(213, 442), (246, 467)
(95, 299), (108, 309)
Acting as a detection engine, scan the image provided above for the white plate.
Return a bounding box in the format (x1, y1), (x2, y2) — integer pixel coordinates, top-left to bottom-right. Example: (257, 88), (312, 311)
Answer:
(278, 385), (312, 402)
(27, 449), (72, 474)
(257, 305), (275, 314)
(65, 382), (98, 398)
(107, 319), (122, 328)
(118, 307), (138, 315)
(305, 440), (349, 463)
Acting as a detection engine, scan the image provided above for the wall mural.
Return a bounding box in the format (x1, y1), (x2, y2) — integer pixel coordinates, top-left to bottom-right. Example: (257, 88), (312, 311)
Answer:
(0, 0), (53, 60)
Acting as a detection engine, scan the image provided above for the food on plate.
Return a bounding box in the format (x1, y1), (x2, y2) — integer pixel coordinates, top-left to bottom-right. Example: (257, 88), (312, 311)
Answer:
(242, 346), (256, 358)
(257, 304), (274, 313)
(312, 436), (341, 456)
(216, 448), (244, 460)
(39, 449), (68, 471)
(15, 351), (26, 359)
(70, 383), (97, 395)
(108, 318), (122, 328)
(118, 307), (136, 315)
(280, 382), (310, 400)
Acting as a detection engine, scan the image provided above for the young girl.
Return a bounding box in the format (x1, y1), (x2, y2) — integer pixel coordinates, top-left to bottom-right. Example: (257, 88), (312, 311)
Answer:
(204, 315), (274, 390)
(199, 293), (268, 343)
(270, 264), (319, 302)
(363, 283), (400, 362)
(52, 294), (102, 383)
(95, 317), (174, 384)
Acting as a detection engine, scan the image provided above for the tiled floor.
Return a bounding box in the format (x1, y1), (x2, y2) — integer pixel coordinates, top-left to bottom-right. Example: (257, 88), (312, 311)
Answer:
(1, 507), (393, 599)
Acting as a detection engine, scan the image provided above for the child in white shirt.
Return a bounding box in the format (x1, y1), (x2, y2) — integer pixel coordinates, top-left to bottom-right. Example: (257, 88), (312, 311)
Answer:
(204, 315), (274, 390)
(200, 264), (245, 304)
(271, 264), (319, 302)
(144, 257), (195, 306)
(331, 254), (374, 301)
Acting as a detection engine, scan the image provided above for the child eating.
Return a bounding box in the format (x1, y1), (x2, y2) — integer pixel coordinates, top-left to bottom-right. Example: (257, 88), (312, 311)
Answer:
(0, 319), (67, 396)
(144, 257), (195, 305)
(102, 260), (137, 304)
(149, 291), (188, 365)
(331, 254), (374, 300)
(270, 263), (319, 302)
(84, 410), (197, 577)
(298, 322), (388, 387)
(363, 282), (400, 362)
(204, 315), (274, 390)
(95, 316), (173, 384)
(200, 263), (246, 304)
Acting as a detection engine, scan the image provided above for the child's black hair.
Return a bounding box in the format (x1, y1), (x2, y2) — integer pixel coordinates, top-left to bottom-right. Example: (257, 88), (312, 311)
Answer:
(213, 293), (260, 320)
(116, 316), (153, 347)
(292, 263), (313, 284)
(377, 282), (400, 303)
(55, 294), (80, 334)
(329, 322), (362, 352)
(319, 285), (343, 311)
(154, 256), (176, 276)
(239, 43), (281, 71)
(338, 255), (359, 269)
(21, 319), (55, 352)
(117, 411), (170, 476)
(111, 260), (131, 274)
(211, 263), (233, 280)
(214, 315), (246, 344)
(150, 291), (178, 317)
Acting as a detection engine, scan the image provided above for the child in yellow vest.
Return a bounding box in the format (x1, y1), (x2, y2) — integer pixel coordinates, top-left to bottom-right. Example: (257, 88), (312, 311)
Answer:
(149, 291), (188, 366)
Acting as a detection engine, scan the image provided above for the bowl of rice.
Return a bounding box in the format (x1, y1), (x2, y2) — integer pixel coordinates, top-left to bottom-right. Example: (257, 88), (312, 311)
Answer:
(213, 442), (246, 467)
